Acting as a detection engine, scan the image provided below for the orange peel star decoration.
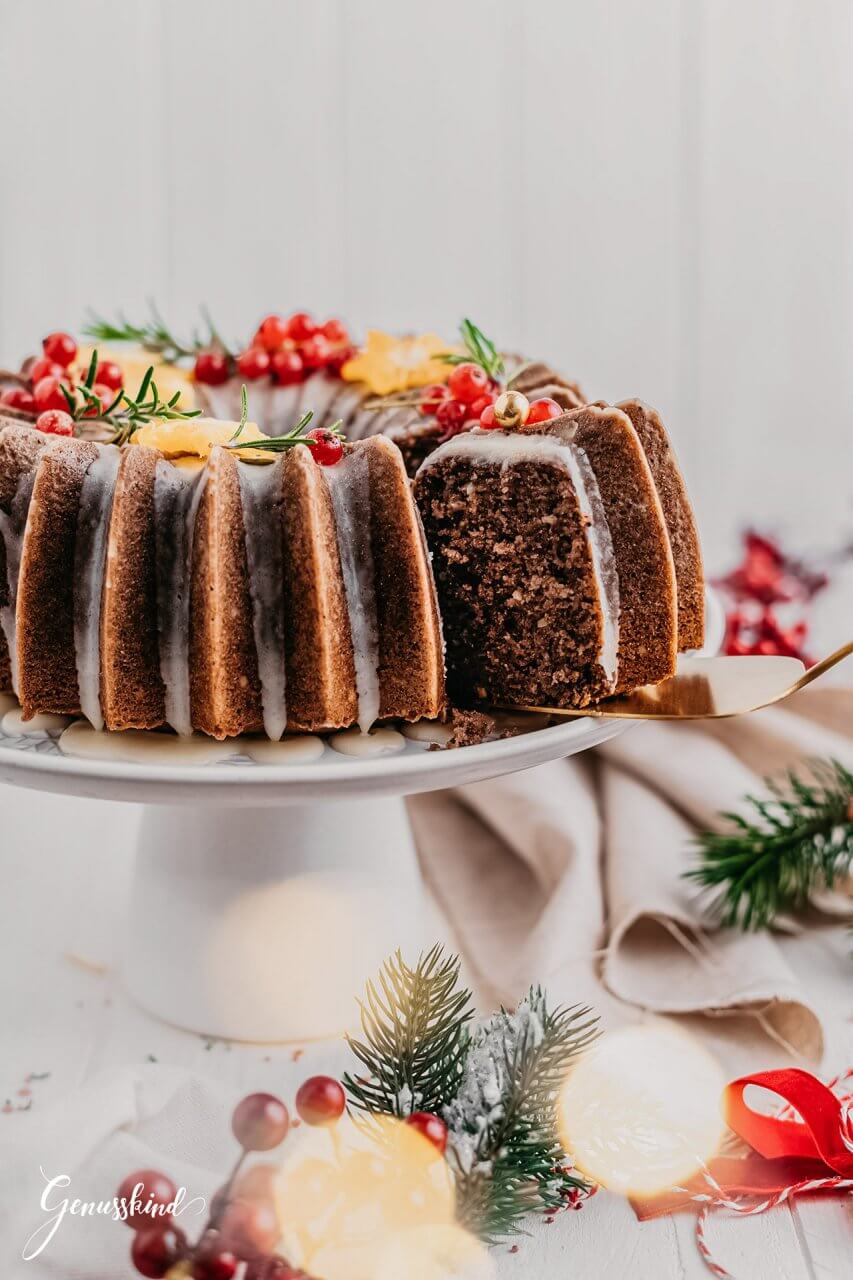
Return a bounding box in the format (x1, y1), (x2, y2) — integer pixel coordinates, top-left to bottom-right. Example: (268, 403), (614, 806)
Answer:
(341, 330), (456, 396)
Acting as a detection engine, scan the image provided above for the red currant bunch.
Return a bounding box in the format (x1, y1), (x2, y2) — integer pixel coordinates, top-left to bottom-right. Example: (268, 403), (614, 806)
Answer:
(235, 313), (353, 387)
(420, 362), (498, 441)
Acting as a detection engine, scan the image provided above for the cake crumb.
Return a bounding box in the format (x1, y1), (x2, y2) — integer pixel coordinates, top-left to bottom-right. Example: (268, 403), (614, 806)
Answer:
(432, 706), (522, 750)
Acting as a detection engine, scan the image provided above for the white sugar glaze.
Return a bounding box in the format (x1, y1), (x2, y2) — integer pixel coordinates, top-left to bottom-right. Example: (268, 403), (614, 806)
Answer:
(73, 445), (121, 730)
(153, 460), (207, 736)
(418, 429), (622, 688)
(0, 466), (37, 695)
(59, 720), (235, 764)
(2, 707), (71, 735)
(324, 451), (381, 732)
(400, 718), (454, 745)
(242, 734), (325, 764)
(237, 459), (287, 740)
(329, 726), (406, 757)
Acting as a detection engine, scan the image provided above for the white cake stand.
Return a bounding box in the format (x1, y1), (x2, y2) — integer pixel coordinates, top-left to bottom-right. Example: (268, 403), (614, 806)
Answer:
(0, 591), (725, 1042)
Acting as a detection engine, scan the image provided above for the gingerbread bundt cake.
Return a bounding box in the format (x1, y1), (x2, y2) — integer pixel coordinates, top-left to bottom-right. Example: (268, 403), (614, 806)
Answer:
(0, 419), (444, 737)
(413, 403), (703, 711)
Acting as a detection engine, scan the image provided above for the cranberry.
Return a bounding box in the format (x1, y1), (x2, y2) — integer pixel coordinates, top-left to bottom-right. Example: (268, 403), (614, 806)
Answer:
(28, 357), (65, 385)
(468, 393), (496, 420)
(300, 334), (332, 369)
(35, 410), (74, 436)
(447, 362), (489, 405)
(405, 1111), (448, 1154)
(305, 428), (344, 467)
(193, 1247), (239, 1280)
(295, 1075), (346, 1125)
(93, 358), (124, 391)
(285, 311), (316, 342)
(218, 1198), (279, 1258)
(42, 330), (77, 368)
(117, 1169), (177, 1230)
(131, 1225), (186, 1278)
(479, 404), (498, 429)
(270, 350), (304, 385)
(194, 350), (231, 386)
(435, 399), (467, 434)
(254, 315), (292, 352)
(320, 318), (349, 344)
(33, 376), (71, 413)
(237, 347), (272, 380)
(419, 383), (450, 417)
(232, 1093), (290, 1152)
(1, 386), (36, 414)
(526, 396), (564, 425)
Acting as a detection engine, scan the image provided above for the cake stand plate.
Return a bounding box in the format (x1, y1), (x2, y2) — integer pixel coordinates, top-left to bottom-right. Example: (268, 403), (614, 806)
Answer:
(0, 590), (724, 1042)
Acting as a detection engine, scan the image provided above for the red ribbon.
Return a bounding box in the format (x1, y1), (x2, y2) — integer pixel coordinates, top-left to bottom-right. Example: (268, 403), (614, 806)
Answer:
(632, 1067), (853, 1220)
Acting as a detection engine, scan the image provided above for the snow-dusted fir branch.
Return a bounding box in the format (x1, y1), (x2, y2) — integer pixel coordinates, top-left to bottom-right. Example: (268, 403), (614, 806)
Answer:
(445, 990), (600, 1241)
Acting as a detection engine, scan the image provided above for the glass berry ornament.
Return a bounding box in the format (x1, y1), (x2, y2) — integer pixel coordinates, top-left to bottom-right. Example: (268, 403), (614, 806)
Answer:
(493, 390), (530, 428)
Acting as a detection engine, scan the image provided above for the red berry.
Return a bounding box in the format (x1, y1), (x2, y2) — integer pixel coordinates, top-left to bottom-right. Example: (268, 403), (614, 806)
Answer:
(42, 331), (77, 368)
(193, 1246), (239, 1280)
(29, 357), (65, 385)
(419, 384), (450, 417)
(295, 1075), (346, 1125)
(93, 359), (124, 391)
(254, 315), (291, 352)
(447, 362), (489, 405)
(435, 399), (467, 433)
(479, 404), (498, 429)
(232, 1093), (290, 1151)
(300, 334), (332, 370)
(526, 396), (564, 426)
(218, 1198), (280, 1258)
(285, 311), (316, 342)
(237, 347), (272, 380)
(305, 428), (344, 467)
(325, 343), (357, 374)
(194, 350), (231, 386)
(35, 409), (74, 436)
(320, 318), (349, 344)
(94, 383), (119, 413)
(131, 1225), (186, 1278)
(1, 386), (36, 413)
(117, 1169), (177, 1230)
(270, 350), (304, 385)
(405, 1111), (448, 1154)
(468, 393), (496, 420)
(33, 375), (71, 413)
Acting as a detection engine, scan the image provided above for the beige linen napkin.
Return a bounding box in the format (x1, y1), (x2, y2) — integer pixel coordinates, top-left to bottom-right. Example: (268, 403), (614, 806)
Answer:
(408, 688), (853, 1063)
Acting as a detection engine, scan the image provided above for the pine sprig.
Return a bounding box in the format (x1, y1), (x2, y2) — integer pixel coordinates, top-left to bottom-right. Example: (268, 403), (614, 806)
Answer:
(446, 990), (599, 1241)
(83, 301), (231, 365)
(61, 351), (200, 445)
(685, 758), (853, 930)
(437, 317), (505, 382)
(343, 945), (475, 1117)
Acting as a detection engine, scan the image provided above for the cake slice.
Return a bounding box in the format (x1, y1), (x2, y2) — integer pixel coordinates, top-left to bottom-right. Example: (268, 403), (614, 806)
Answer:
(0, 421), (49, 694)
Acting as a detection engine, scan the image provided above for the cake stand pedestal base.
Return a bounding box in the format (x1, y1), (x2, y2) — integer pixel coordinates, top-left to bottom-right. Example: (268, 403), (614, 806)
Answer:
(123, 796), (424, 1042)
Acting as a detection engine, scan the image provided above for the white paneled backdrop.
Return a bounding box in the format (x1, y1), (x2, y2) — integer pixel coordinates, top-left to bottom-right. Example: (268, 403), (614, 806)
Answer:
(1, 0), (852, 569)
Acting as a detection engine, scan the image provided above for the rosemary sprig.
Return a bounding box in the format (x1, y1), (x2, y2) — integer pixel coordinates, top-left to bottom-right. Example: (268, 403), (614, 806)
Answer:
(228, 386), (250, 442)
(437, 317), (506, 382)
(83, 302), (231, 365)
(61, 351), (200, 445)
(685, 758), (853, 930)
(226, 411), (345, 454)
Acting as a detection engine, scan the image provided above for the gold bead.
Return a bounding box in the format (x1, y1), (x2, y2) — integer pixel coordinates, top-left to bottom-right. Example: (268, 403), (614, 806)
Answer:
(493, 390), (530, 428)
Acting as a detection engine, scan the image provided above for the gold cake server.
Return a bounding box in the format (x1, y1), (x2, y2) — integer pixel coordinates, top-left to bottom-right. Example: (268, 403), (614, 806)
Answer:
(503, 640), (852, 721)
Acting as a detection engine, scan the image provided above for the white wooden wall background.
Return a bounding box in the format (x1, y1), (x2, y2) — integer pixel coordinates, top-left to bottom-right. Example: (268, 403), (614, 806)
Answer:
(1, 0), (852, 568)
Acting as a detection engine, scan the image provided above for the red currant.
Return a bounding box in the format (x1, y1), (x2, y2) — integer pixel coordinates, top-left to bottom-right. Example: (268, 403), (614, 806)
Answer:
(405, 1111), (448, 1154)
(118, 1169), (178, 1230)
(218, 1198), (280, 1258)
(94, 383), (119, 413)
(299, 334), (332, 370)
(42, 330), (77, 368)
(305, 428), (344, 467)
(295, 1075), (346, 1125)
(526, 396), (564, 426)
(270, 350), (304, 385)
(193, 1248), (239, 1280)
(35, 409), (74, 436)
(419, 384), (450, 417)
(468, 393), (496, 420)
(254, 315), (291, 352)
(33, 376), (71, 413)
(285, 311), (316, 342)
(236, 347), (272, 380)
(28, 357), (65, 385)
(320, 318), (349, 344)
(325, 344), (357, 374)
(194, 350), (231, 386)
(93, 358), (124, 391)
(447, 362), (489, 405)
(435, 399), (467, 434)
(232, 1093), (290, 1152)
(479, 404), (498, 429)
(1, 386), (36, 413)
(131, 1225), (186, 1278)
